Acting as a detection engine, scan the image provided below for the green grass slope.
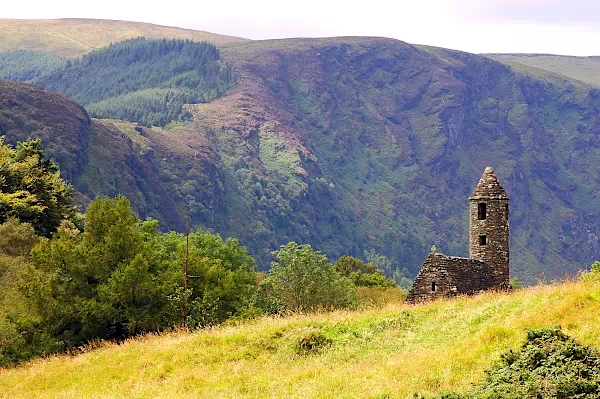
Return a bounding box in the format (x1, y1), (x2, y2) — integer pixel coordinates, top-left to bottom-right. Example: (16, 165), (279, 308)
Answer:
(487, 54), (600, 88)
(1, 279), (599, 398)
(0, 18), (249, 57)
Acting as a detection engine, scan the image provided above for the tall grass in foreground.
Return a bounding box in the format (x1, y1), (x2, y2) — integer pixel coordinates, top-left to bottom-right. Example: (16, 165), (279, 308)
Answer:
(1, 279), (600, 399)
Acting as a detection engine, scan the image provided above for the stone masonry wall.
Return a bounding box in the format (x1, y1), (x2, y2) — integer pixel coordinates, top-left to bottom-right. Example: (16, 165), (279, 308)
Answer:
(469, 198), (510, 288)
(405, 253), (500, 304)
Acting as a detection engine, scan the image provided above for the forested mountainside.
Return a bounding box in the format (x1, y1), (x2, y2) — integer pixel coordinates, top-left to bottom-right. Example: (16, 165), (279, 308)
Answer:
(2, 38), (233, 126)
(1, 28), (599, 282)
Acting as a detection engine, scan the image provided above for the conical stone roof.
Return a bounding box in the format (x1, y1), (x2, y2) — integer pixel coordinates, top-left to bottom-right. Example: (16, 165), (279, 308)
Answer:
(470, 166), (509, 199)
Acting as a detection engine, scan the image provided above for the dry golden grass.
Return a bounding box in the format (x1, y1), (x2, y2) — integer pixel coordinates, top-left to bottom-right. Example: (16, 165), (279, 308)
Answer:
(1, 279), (600, 398)
(0, 18), (249, 57)
(488, 54), (600, 88)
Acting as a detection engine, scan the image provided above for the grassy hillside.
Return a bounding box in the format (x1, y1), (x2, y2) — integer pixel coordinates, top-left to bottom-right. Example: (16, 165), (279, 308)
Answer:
(1, 279), (599, 398)
(487, 53), (600, 88)
(0, 18), (248, 57)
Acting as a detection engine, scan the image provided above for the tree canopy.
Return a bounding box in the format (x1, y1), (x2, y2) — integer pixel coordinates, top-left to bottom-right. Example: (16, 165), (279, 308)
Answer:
(33, 38), (233, 126)
(0, 138), (76, 236)
(257, 242), (357, 312)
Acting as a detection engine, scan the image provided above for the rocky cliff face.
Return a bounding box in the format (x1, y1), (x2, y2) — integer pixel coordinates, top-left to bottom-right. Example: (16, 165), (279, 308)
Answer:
(2, 36), (599, 281)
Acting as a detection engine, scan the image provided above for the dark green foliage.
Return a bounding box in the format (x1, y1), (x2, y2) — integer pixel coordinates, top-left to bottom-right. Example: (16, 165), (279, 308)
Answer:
(33, 38), (232, 126)
(334, 256), (395, 287)
(0, 50), (66, 81)
(185, 229), (258, 327)
(421, 327), (600, 398)
(0, 138), (76, 237)
(0, 219), (40, 367)
(7, 196), (257, 364)
(258, 242), (357, 312)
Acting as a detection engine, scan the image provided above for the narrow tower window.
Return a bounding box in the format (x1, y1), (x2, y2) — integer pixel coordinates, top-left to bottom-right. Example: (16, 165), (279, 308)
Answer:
(478, 203), (487, 220)
(431, 281), (437, 292)
(479, 235), (488, 246)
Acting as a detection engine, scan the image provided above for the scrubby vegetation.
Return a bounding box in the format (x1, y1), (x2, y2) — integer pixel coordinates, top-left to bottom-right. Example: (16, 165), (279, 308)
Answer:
(0, 143), (400, 365)
(31, 38), (232, 126)
(422, 327), (600, 398)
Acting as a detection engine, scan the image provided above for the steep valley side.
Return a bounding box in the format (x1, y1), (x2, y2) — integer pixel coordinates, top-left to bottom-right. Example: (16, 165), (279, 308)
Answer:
(1, 36), (599, 281)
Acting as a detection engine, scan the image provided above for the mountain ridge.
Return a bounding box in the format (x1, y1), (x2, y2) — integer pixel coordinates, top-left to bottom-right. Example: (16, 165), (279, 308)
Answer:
(0, 23), (599, 281)
(0, 18), (249, 57)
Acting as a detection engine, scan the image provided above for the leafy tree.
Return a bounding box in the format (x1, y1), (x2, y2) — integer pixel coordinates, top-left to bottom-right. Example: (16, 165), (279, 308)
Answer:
(0, 218), (39, 257)
(364, 249), (413, 290)
(260, 242), (357, 312)
(334, 256), (395, 287)
(185, 229), (257, 327)
(13, 196), (258, 362)
(0, 138), (76, 236)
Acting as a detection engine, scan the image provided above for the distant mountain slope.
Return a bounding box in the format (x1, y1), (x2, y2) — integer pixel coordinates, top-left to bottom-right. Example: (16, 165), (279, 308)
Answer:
(1, 35), (599, 282)
(0, 80), (184, 226)
(31, 38), (232, 126)
(0, 18), (249, 57)
(488, 53), (600, 88)
(195, 37), (600, 281)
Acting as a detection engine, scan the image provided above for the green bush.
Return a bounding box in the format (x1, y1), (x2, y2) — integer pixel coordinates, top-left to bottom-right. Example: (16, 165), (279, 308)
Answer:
(258, 242), (357, 313)
(580, 261), (600, 282)
(9, 196), (257, 363)
(422, 327), (600, 398)
(334, 256), (396, 287)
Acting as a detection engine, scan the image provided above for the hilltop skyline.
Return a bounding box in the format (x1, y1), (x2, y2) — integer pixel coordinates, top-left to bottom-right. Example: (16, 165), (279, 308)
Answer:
(2, 0), (600, 56)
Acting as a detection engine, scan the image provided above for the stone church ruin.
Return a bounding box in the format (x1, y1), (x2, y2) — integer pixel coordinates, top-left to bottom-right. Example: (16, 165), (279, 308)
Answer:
(406, 167), (510, 304)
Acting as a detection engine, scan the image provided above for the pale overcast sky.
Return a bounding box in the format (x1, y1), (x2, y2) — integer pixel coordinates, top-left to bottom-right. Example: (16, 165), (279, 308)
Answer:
(2, 0), (600, 56)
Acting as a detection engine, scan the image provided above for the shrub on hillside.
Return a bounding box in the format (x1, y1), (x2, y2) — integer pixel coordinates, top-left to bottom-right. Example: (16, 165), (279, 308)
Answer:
(8, 196), (258, 363)
(580, 261), (600, 282)
(257, 242), (357, 313)
(420, 327), (600, 398)
(334, 256), (396, 287)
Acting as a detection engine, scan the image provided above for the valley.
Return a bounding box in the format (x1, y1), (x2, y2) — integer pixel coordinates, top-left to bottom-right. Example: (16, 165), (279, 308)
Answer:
(1, 20), (599, 281)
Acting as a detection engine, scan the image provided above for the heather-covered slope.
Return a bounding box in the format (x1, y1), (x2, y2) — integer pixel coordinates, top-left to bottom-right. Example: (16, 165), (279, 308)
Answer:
(198, 38), (600, 280)
(1, 33), (599, 281)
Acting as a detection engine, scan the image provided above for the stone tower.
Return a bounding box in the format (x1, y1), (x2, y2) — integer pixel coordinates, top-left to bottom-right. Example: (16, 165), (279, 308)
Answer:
(469, 167), (510, 288)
